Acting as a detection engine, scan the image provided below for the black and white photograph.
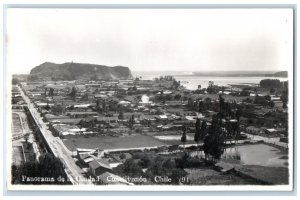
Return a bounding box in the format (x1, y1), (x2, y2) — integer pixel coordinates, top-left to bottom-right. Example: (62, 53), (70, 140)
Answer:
(4, 5), (295, 192)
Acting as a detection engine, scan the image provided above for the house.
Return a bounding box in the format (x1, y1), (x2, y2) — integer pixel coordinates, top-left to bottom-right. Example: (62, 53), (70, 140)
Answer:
(89, 159), (112, 177)
(123, 112), (144, 120)
(164, 100), (188, 107)
(66, 111), (98, 118)
(204, 110), (218, 117)
(96, 116), (118, 123)
(78, 153), (94, 166)
(245, 126), (261, 135)
(265, 128), (278, 135)
(49, 118), (82, 125)
(119, 100), (131, 106)
(182, 111), (196, 116)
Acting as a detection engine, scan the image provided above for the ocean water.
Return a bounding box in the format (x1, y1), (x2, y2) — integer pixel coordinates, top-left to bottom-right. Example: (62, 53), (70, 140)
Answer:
(133, 71), (288, 90)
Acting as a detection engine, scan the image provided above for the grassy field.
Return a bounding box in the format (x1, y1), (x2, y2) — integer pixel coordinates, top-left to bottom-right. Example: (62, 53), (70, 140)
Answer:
(234, 165), (289, 185)
(12, 113), (23, 135)
(63, 135), (167, 151)
(185, 168), (261, 185)
(12, 146), (24, 166)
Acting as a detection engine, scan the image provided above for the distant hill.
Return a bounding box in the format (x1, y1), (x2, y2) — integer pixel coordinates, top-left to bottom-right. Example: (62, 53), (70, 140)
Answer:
(192, 71), (288, 77)
(28, 62), (133, 81)
(268, 71), (288, 78)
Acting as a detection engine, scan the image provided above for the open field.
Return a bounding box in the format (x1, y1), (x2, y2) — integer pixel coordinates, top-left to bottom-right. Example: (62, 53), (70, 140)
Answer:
(12, 113), (23, 135)
(63, 135), (167, 151)
(234, 165), (289, 185)
(185, 168), (261, 185)
(12, 146), (24, 166)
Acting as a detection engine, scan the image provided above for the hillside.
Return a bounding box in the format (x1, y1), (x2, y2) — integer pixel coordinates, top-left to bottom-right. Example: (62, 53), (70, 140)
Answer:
(28, 62), (133, 81)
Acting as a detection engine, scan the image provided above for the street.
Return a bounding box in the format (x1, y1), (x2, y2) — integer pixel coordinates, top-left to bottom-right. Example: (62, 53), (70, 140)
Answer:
(18, 85), (92, 185)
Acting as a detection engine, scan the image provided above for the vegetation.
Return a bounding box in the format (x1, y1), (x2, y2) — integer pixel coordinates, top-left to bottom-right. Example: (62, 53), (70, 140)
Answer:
(11, 153), (70, 185)
(259, 79), (282, 88)
(203, 116), (225, 160)
(50, 104), (65, 115)
(29, 62), (133, 81)
(181, 126), (187, 148)
(113, 155), (187, 184)
(12, 78), (19, 85)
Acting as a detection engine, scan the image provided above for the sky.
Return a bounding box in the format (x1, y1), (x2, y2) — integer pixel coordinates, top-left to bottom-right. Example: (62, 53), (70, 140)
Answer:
(6, 8), (293, 74)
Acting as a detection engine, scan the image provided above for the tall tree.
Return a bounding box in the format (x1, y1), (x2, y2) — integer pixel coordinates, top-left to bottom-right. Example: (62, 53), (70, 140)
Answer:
(181, 126), (187, 149)
(203, 116), (225, 161)
(118, 110), (124, 120)
(194, 118), (201, 147)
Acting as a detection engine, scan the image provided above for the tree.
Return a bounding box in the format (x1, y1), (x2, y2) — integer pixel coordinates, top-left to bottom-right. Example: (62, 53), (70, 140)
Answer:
(203, 116), (225, 161)
(45, 103), (50, 111)
(221, 86), (225, 94)
(113, 158), (143, 177)
(51, 104), (64, 115)
(270, 88), (276, 94)
(69, 86), (77, 101)
(281, 90), (288, 103)
(265, 95), (271, 101)
(269, 100), (275, 108)
(102, 100), (106, 112)
(11, 153), (69, 185)
(49, 88), (54, 96)
(254, 95), (268, 106)
(187, 98), (194, 109)
(207, 81), (215, 94)
(240, 90), (250, 96)
(236, 107), (243, 121)
(12, 78), (19, 85)
(181, 126), (187, 149)
(118, 110), (124, 120)
(198, 101), (204, 113)
(194, 118), (201, 146)
(200, 121), (207, 140)
(260, 79), (281, 88)
(219, 95), (225, 117)
(282, 102), (287, 109)
(129, 115), (135, 130)
(174, 94), (182, 100)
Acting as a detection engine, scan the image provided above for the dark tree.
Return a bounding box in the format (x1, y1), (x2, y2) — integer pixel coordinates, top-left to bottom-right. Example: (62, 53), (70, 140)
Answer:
(260, 79), (281, 88)
(269, 100), (275, 108)
(198, 101), (204, 113)
(203, 116), (225, 161)
(45, 103), (50, 111)
(118, 110), (124, 120)
(265, 95), (271, 101)
(113, 158), (143, 177)
(12, 153), (69, 185)
(181, 126), (187, 149)
(51, 104), (64, 115)
(49, 88), (54, 96)
(282, 102), (287, 109)
(129, 115), (135, 130)
(12, 78), (19, 85)
(194, 118), (201, 146)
